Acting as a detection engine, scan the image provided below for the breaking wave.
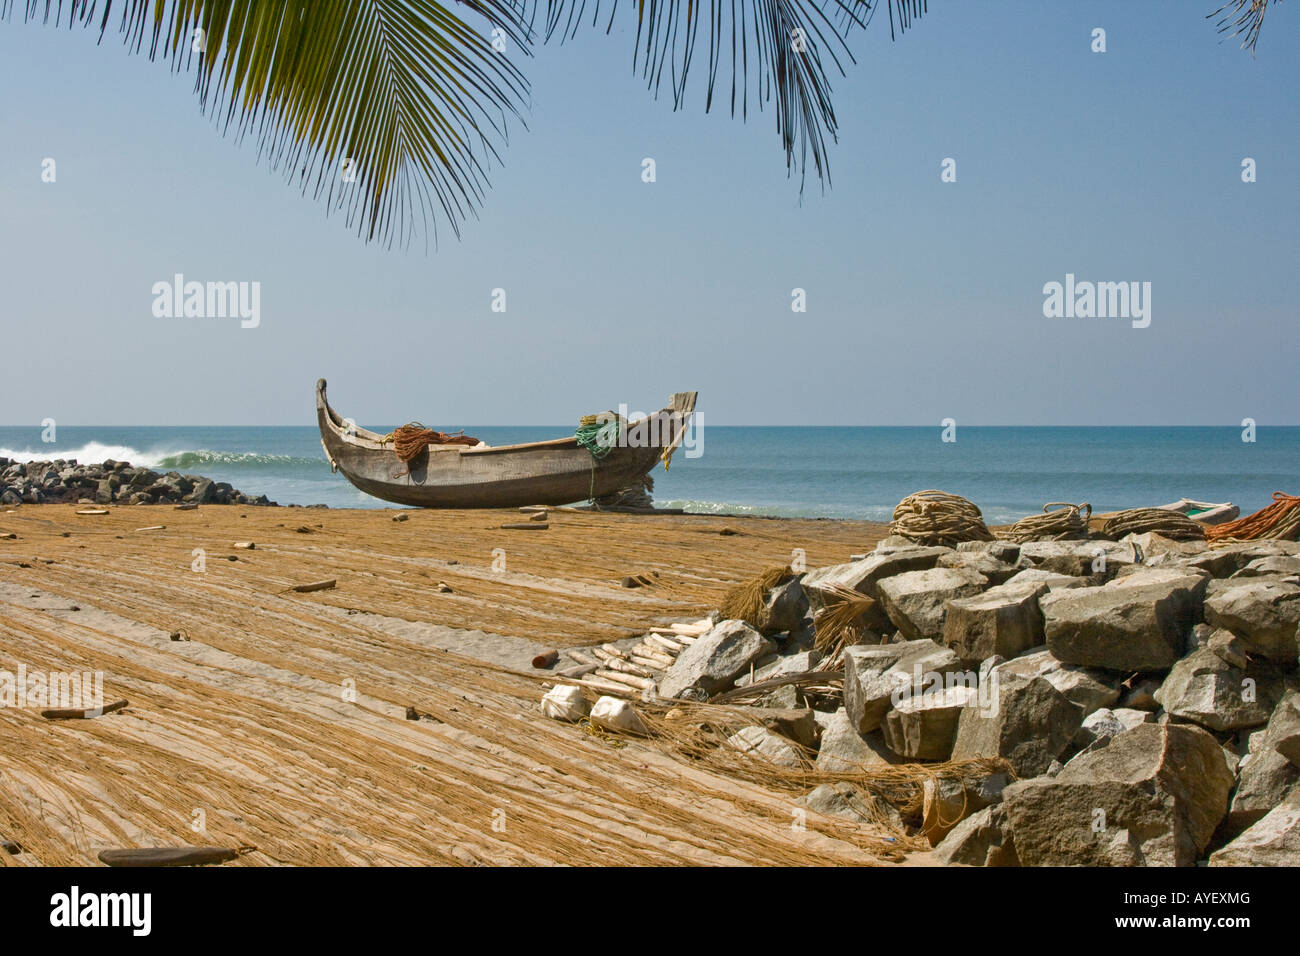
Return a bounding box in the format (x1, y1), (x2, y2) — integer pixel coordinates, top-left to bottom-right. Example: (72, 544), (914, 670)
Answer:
(0, 444), (322, 471)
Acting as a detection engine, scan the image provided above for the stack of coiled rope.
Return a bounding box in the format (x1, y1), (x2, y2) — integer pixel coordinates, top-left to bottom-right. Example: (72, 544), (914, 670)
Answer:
(1100, 508), (1206, 541)
(1000, 502), (1091, 542)
(1207, 492), (1300, 542)
(890, 490), (993, 547)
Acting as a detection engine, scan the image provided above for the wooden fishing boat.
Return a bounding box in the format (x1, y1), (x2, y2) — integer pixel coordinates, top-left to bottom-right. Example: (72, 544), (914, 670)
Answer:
(1157, 498), (1240, 526)
(316, 379), (698, 508)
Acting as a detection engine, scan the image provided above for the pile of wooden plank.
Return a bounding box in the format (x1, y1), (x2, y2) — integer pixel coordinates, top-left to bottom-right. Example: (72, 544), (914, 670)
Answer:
(553, 619), (712, 700)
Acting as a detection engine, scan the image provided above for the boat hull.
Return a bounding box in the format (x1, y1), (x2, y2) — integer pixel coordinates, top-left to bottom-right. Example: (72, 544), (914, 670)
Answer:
(316, 379), (696, 508)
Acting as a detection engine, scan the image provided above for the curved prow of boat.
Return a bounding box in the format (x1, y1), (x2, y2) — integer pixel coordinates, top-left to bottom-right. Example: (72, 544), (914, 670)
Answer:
(316, 379), (698, 508)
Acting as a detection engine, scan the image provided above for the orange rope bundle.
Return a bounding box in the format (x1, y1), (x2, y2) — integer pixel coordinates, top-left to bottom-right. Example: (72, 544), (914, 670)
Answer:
(1206, 492), (1300, 542)
(388, 422), (480, 463)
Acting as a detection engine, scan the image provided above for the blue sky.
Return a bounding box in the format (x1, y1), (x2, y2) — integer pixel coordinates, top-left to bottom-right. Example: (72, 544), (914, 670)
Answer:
(0, 1), (1297, 426)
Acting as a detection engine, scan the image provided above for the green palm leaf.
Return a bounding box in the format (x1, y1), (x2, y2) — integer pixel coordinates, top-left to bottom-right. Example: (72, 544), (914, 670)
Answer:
(5, 1), (936, 244)
(513, 1), (928, 192)
(7, 0), (532, 246)
(1208, 0), (1274, 54)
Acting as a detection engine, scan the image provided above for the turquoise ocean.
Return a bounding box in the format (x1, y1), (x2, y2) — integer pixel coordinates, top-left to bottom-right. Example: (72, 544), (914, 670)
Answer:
(0, 426), (1296, 523)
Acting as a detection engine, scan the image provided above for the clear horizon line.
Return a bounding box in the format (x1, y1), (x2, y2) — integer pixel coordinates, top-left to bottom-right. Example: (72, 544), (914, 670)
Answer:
(1, 423), (1293, 430)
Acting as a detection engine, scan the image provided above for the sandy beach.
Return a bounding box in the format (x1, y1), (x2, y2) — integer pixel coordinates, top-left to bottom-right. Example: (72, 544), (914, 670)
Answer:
(0, 503), (924, 866)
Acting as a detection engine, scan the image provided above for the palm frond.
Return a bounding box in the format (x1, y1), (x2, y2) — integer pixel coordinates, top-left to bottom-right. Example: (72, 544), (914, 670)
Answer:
(6, 0), (532, 246)
(511, 1), (927, 193)
(1208, 0), (1273, 54)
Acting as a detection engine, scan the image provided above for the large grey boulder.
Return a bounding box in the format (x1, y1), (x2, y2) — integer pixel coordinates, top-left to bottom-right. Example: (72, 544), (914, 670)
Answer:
(1000, 723), (1234, 866)
(801, 782), (906, 831)
(1209, 789), (1300, 866)
(942, 580), (1048, 663)
(1019, 540), (1139, 578)
(1075, 707), (1151, 749)
(814, 708), (900, 772)
(1153, 647), (1272, 732)
(991, 647), (1120, 715)
(921, 770), (1012, 844)
(657, 619), (775, 699)
(951, 676), (1082, 777)
(1222, 689), (1300, 838)
(1228, 749), (1299, 838)
(931, 805), (1018, 866)
(1002, 567), (1091, 591)
(876, 567), (988, 641)
(753, 577), (809, 635)
(937, 550), (1023, 585)
(733, 648), (821, 687)
(1204, 580), (1300, 664)
(957, 540), (1022, 562)
(801, 547), (951, 613)
(881, 685), (977, 760)
(1041, 574), (1206, 672)
(747, 707), (818, 749)
(842, 640), (962, 733)
(727, 726), (801, 768)
(1231, 555), (1300, 579)
(1270, 691), (1300, 767)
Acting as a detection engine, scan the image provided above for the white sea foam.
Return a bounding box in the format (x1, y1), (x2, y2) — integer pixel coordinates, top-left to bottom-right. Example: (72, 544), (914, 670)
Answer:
(0, 443), (169, 468)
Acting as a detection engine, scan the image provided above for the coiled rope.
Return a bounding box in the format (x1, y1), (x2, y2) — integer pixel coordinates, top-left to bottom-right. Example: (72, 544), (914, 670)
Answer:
(890, 490), (993, 547)
(1100, 508), (1206, 541)
(380, 423), (480, 475)
(1206, 492), (1300, 542)
(1000, 502), (1092, 542)
(575, 414), (622, 460)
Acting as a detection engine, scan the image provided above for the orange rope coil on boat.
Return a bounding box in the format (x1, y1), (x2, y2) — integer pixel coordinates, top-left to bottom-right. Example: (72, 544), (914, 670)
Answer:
(1206, 492), (1300, 542)
(384, 422), (480, 463)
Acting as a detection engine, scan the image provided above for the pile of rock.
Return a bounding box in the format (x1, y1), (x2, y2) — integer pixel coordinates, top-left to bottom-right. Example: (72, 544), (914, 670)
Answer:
(0, 458), (275, 507)
(544, 530), (1300, 866)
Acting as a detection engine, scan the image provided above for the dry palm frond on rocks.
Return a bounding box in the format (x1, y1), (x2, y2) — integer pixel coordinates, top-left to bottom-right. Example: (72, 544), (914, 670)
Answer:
(718, 565), (795, 631)
(1206, 492), (1300, 542)
(813, 583), (878, 658)
(1000, 502), (1092, 542)
(1101, 508), (1206, 542)
(890, 490), (993, 547)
